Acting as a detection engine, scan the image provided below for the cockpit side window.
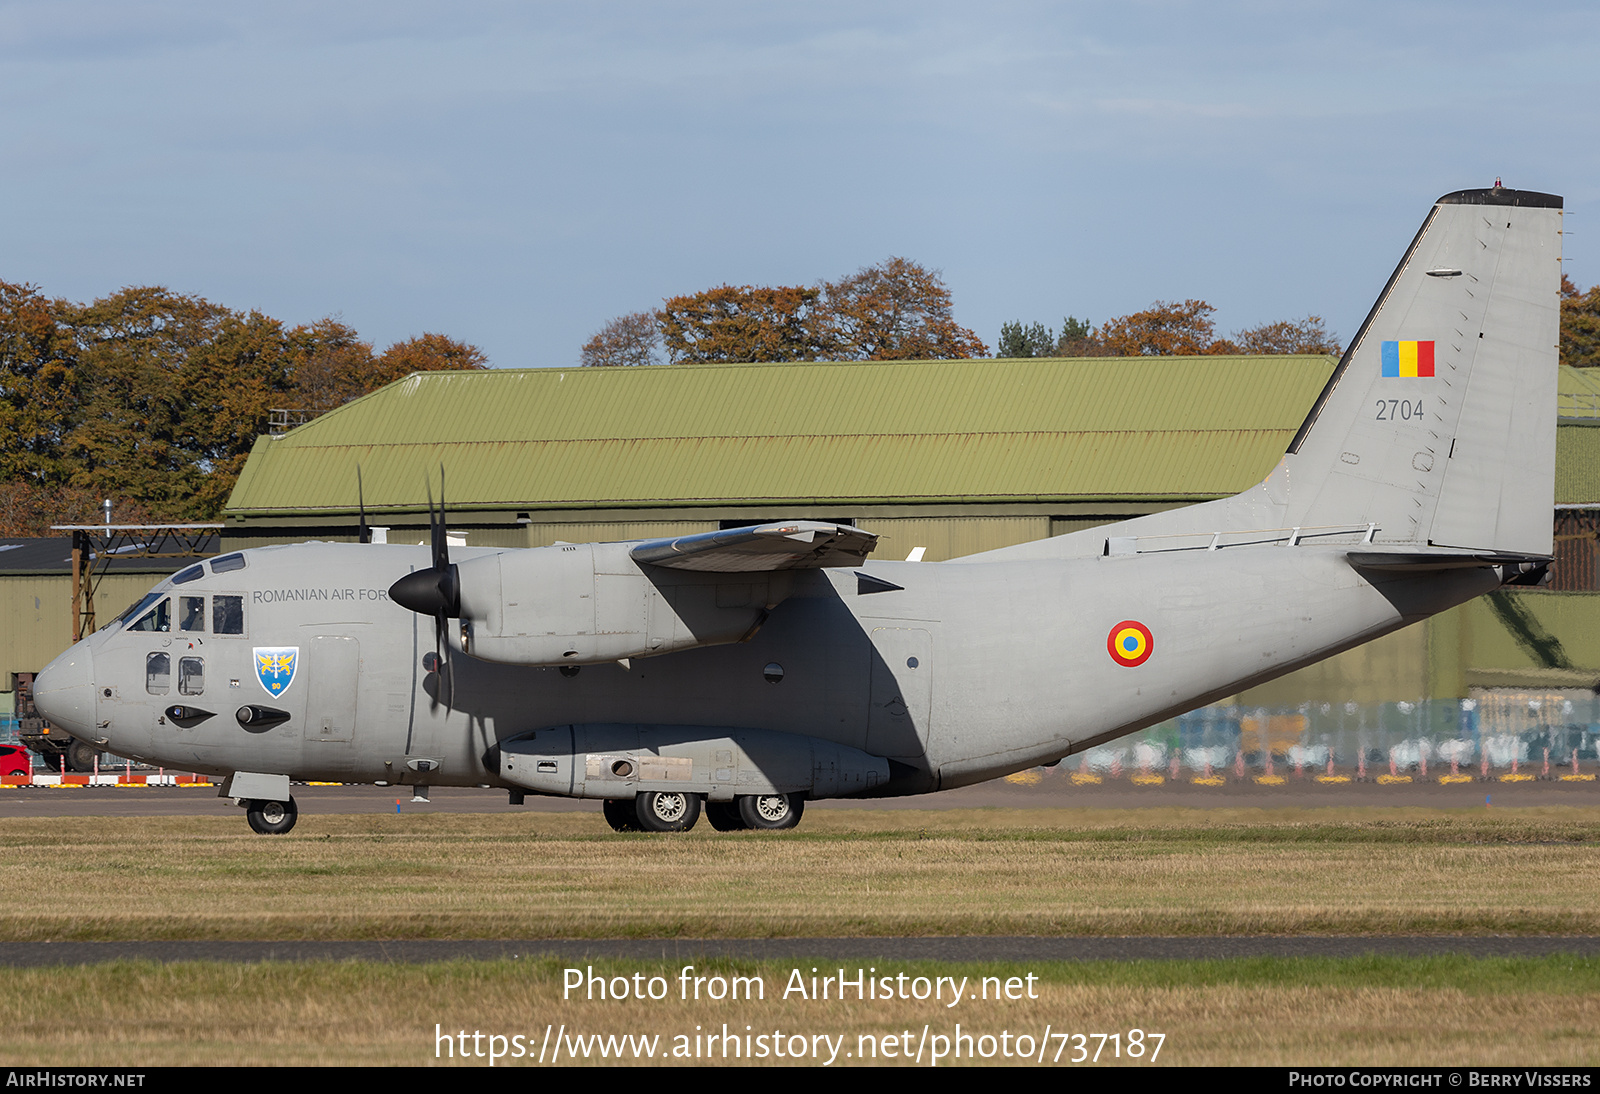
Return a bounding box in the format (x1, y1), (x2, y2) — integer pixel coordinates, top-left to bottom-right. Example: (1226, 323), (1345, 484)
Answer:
(172, 564), (204, 585)
(210, 554), (246, 574)
(212, 595), (244, 635)
(146, 653), (170, 694)
(178, 596), (206, 633)
(128, 598), (171, 633)
(178, 657), (204, 696)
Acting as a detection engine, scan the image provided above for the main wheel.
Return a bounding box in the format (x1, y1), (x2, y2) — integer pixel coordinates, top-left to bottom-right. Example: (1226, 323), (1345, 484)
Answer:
(245, 795), (298, 835)
(634, 790), (701, 833)
(737, 793), (804, 830)
(602, 798), (641, 832)
(705, 801), (747, 831)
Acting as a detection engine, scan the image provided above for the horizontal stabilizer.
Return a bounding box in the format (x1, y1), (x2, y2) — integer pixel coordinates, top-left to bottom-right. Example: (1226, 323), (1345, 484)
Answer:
(631, 521), (878, 572)
(1347, 550), (1550, 572)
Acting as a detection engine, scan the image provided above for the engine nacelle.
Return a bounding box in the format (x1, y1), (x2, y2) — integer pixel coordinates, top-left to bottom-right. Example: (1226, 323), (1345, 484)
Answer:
(498, 723), (891, 800)
(453, 542), (791, 666)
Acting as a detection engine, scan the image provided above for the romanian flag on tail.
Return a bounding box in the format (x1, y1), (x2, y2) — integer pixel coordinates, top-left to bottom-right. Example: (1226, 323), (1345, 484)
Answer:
(1381, 340), (1434, 377)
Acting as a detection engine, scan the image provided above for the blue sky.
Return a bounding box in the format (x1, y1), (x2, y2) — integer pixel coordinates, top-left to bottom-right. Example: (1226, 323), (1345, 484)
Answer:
(3, 1), (1596, 366)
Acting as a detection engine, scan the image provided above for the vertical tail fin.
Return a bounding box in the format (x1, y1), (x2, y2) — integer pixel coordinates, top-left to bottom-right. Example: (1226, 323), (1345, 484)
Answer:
(1283, 187), (1562, 556)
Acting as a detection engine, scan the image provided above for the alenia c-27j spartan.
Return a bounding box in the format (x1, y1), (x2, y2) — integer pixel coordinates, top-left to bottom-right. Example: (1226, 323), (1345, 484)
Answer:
(34, 186), (1562, 834)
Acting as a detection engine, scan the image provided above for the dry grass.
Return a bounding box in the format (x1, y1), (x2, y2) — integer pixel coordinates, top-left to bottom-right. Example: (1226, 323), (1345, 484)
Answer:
(0, 957), (1595, 1066)
(2, 806), (1599, 940)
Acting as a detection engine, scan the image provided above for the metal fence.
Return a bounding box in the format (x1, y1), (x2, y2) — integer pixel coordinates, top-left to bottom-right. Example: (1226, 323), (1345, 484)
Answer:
(1074, 690), (1600, 780)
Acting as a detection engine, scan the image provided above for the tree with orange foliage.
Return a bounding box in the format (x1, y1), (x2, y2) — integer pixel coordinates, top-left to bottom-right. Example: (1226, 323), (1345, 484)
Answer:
(657, 285), (832, 364)
(641, 258), (985, 365)
(1093, 300), (1341, 357)
(820, 257), (986, 360)
(0, 281), (78, 485)
(1563, 274), (1600, 368)
(0, 281), (489, 525)
(1097, 299), (1218, 356)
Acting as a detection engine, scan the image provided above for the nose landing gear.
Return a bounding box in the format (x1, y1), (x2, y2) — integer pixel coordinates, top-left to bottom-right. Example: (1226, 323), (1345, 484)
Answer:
(244, 795), (299, 835)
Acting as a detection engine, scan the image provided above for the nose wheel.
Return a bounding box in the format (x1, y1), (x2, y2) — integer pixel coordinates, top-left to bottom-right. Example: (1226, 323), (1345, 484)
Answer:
(244, 796), (298, 835)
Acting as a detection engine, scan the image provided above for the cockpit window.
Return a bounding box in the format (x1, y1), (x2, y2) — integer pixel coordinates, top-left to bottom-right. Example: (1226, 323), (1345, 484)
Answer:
(179, 596), (206, 632)
(127, 598), (171, 633)
(112, 592), (164, 629)
(172, 564), (204, 585)
(212, 595), (244, 635)
(210, 553), (246, 574)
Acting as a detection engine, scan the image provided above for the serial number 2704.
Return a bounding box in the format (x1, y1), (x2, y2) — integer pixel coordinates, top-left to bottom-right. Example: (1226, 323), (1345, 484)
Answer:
(1375, 399), (1424, 421)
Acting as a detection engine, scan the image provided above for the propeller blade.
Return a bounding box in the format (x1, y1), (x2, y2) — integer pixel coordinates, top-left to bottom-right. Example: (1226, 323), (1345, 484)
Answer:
(430, 464), (450, 573)
(387, 466), (461, 714)
(435, 609), (450, 712)
(357, 466), (371, 544)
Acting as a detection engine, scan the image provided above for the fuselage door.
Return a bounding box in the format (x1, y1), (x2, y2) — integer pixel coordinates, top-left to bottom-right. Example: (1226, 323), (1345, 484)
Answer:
(866, 627), (932, 760)
(306, 635), (361, 742)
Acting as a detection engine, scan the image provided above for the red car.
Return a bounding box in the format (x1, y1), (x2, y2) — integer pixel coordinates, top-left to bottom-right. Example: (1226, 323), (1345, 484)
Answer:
(0, 745), (33, 778)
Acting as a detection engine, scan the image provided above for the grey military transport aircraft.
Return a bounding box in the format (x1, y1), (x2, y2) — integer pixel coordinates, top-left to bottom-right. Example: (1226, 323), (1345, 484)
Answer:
(32, 187), (1562, 835)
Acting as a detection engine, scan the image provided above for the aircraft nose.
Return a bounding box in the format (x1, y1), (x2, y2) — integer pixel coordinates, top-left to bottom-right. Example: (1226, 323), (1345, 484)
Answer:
(33, 644), (96, 738)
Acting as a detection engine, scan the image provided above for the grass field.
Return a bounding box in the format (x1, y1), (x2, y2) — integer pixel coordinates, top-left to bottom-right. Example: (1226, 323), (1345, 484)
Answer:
(3, 806), (1599, 940)
(5, 806), (1598, 1066)
(1, 956), (1596, 1066)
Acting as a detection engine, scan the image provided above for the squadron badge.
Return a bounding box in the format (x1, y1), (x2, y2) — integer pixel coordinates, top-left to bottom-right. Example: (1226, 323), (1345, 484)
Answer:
(254, 647), (299, 696)
(1107, 621), (1153, 667)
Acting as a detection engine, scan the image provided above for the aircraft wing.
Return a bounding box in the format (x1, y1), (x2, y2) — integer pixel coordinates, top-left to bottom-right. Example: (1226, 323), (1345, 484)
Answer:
(630, 521), (878, 572)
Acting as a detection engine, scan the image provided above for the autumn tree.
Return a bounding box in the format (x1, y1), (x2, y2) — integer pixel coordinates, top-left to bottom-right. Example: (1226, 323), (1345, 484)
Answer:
(1092, 300), (1342, 357)
(60, 287), (241, 515)
(1562, 274), (1600, 368)
(600, 257), (986, 365)
(1230, 316), (1342, 355)
(657, 285), (832, 364)
(374, 332), (489, 382)
(0, 282), (489, 524)
(0, 281), (77, 484)
(0, 481), (158, 538)
(820, 258), (986, 360)
(282, 324), (488, 414)
(581, 312), (663, 367)
(1098, 299), (1219, 356)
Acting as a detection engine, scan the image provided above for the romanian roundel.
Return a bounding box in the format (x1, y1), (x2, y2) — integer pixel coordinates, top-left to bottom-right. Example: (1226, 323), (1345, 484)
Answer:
(1107, 620), (1154, 667)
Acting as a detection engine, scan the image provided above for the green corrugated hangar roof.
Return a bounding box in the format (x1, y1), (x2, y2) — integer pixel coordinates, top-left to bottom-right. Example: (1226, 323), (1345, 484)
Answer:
(226, 355), (1342, 516)
(225, 356), (1600, 518)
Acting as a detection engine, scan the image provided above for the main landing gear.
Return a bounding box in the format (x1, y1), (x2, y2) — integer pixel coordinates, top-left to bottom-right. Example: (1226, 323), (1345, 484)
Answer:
(605, 792), (804, 833)
(603, 791), (703, 833)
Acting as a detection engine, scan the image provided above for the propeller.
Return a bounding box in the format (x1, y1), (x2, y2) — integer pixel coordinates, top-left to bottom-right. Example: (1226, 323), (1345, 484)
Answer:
(356, 466), (371, 545)
(388, 465), (460, 709)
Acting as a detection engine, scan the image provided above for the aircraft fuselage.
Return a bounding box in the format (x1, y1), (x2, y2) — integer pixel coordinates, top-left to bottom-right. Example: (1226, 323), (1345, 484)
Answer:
(50, 538), (1495, 795)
